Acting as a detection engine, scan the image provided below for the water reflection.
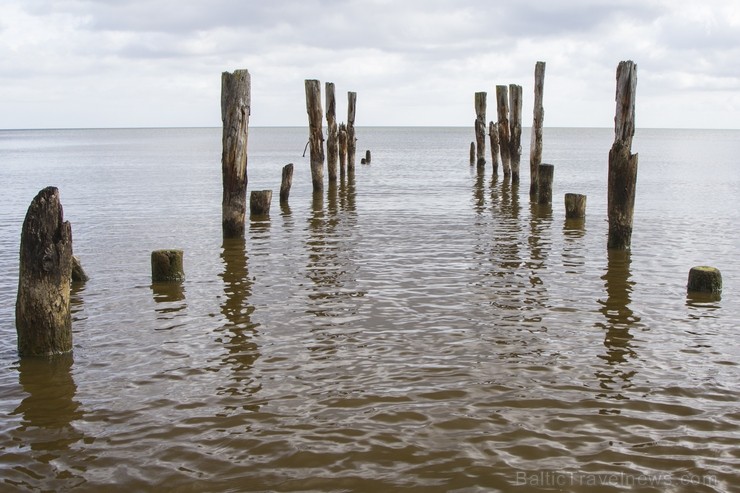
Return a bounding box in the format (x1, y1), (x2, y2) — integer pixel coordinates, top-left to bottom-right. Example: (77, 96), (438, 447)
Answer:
(595, 249), (640, 398)
(217, 237), (260, 405)
(8, 354), (85, 488)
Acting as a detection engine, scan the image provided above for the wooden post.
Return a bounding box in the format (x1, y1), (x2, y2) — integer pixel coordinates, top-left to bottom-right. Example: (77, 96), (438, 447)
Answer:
(152, 249), (184, 282)
(608, 61), (638, 250)
(280, 163), (294, 205)
(338, 123), (348, 178)
(538, 164), (554, 204)
(305, 79), (324, 193)
(347, 91), (357, 171)
(16, 187), (73, 357)
(530, 61), (546, 198)
(469, 142), (475, 165)
(564, 193), (587, 219)
(509, 84), (523, 182)
(687, 266), (722, 295)
(250, 190), (272, 217)
(325, 82), (338, 183)
(496, 85), (511, 178)
(488, 121), (500, 176)
(221, 69), (250, 238)
(365, 150), (371, 164)
(474, 92), (487, 170)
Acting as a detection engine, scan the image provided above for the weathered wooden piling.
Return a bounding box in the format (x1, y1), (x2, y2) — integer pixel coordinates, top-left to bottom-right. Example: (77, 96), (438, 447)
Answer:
(338, 123), (348, 177)
(221, 69), (251, 238)
(475, 92), (487, 170)
(538, 164), (554, 204)
(496, 85), (511, 178)
(280, 163), (294, 205)
(325, 82), (338, 183)
(687, 266), (722, 295)
(608, 61), (638, 250)
(365, 150), (371, 164)
(250, 190), (272, 217)
(469, 142), (475, 165)
(347, 91), (357, 171)
(71, 255), (88, 283)
(508, 84), (523, 182)
(16, 187), (73, 357)
(488, 121), (501, 176)
(530, 61), (546, 198)
(152, 249), (184, 282)
(305, 79), (325, 193)
(564, 193), (587, 219)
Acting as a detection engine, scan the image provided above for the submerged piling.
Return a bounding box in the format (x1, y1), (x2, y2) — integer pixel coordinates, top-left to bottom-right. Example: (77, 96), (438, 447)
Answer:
(305, 79), (325, 193)
(564, 193), (587, 219)
(687, 266), (722, 295)
(280, 163), (294, 205)
(530, 61), (546, 198)
(509, 84), (523, 182)
(221, 69), (251, 238)
(475, 92), (487, 170)
(16, 187), (73, 357)
(325, 82), (338, 183)
(152, 249), (184, 282)
(469, 142), (475, 165)
(538, 164), (554, 205)
(496, 85), (511, 178)
(250, 190), (272, 218)
(608, 61), (638, 250)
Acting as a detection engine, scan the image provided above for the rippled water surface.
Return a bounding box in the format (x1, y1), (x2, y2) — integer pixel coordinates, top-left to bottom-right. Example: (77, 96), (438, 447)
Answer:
(1, 127), (738, 492)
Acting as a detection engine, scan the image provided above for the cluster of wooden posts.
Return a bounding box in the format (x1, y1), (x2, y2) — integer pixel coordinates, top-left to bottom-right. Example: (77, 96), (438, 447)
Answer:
(13, 62), (723, 358)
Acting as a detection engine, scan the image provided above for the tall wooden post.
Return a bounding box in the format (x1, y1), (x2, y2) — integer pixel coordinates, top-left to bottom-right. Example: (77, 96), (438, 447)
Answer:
(347, 91), (357, 171)
(325, 82), (338, 183)
(338, 123), (348, 178)
(16, 187), (73, 357)
(509, 84), (523, 182)
(305, 79), (324, 193)
(221, 69), (250, 237)
(280, 163), (294, 205)
(496, 85), (511, 178)
(608, 61), (638, 250)
(488, 121), (500, 176)
(474, 92), (487, 170)
(530, 61), (546, 198)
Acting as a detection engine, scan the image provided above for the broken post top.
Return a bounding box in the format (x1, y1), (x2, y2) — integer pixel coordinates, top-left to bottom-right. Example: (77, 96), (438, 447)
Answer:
(221, 70), (251, 121)
(614, 61), (637, 146)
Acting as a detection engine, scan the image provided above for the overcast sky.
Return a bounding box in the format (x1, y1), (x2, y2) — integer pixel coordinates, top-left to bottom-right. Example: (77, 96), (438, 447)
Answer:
(1, 0), (739, 129)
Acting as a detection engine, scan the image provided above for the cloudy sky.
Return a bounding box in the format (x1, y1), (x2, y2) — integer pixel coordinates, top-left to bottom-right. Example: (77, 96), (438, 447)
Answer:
(1, 0), (739, 129)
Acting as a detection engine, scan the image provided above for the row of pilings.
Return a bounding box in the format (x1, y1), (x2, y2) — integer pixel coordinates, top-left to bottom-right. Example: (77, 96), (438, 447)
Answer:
(14, 62), (723, 359)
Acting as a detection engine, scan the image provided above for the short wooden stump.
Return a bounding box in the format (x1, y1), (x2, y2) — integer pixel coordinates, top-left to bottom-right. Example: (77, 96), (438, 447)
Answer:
(151, 249), (184, 282)
(687, 266), (722, 295)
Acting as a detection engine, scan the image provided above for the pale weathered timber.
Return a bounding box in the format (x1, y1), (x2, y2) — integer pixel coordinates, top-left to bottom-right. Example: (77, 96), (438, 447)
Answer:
(564, 193), (587, 219)
(305, 80), (325, 193)
(530, 61), (546, 198)
(325, 82), (338, 183)
(280, 163), (294, 205)
(496, 85), (512, 178)
(71, 255), (88, 283)
(608, 61), (638, 250)
(538, 164), (554, 205)
(16, 187), (73, 357)
(687, 266), (722, 295)
(474, 92), (487, 170)
(488, 121), (501, 176)
(338, 123), (348, 178)
(347, 92), (357, 171)
(152, 249), (184, 282)
(221, 69), (251, 238)
(250, 190), (272, 218)
(469, 142), (475, 165)
(509, 84), (523, 183)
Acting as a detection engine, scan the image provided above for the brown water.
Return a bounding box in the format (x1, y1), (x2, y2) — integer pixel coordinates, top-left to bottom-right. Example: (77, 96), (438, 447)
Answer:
(0, 127), (738, 492)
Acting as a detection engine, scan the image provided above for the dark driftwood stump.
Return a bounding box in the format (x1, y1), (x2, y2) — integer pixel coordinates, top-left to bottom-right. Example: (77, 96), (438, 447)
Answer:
(565, 193), (587, 219)
(687, 266), (722, 294)
(280, 163), (294, 205)
(530, 61), (546, 198)
(508, 84), (523, 183)
(538, 164), (554, 205)
(152, 250), (184, 282)
(608, 61), (638, 250)
(221, 69), (250, 238)
(71, 255), (88, 282)
(305, 79), (325, 193)
(16, 186), (73, 357)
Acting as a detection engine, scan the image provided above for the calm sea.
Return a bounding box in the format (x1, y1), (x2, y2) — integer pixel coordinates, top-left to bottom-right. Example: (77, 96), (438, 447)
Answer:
(0, 127), (738, 492)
